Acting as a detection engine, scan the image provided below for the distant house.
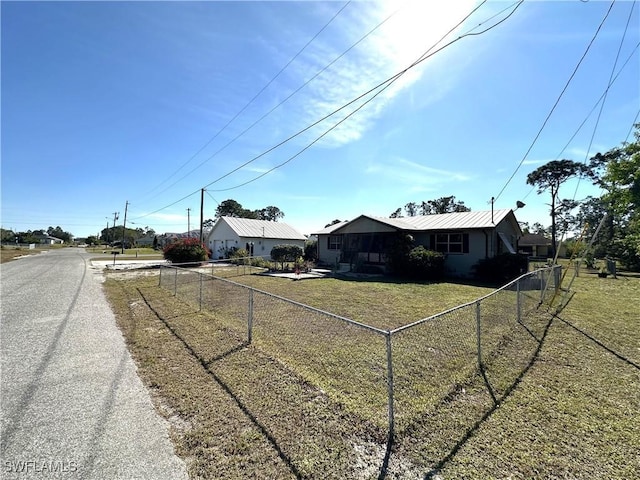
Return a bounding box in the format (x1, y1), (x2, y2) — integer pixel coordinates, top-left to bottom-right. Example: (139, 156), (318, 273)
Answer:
(518, 233), (566, 258)
(36, 235), (64, 245)
(206, 217), (306, 259)
(157, 230), (201, 248)
(313, 209), (522, 277)
(136, 234), (156, 247)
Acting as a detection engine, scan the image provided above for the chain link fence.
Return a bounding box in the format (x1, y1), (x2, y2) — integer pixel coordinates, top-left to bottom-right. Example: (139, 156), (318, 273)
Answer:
(158, 264), (562, 441)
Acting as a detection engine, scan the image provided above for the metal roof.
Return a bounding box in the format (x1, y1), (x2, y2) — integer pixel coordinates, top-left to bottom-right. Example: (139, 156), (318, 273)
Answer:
(320, 209), (516, 234)
(311, 220), (350, 235)
(219, 217), (307, 240)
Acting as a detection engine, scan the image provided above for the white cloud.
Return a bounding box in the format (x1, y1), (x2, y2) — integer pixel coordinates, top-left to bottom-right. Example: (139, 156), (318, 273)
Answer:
(366, 156), (472, 187)
(284, 1), (479, 147)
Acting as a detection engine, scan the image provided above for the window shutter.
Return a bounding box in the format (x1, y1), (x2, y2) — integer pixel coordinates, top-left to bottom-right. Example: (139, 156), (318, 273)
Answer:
(430, 234), (435, 250)
(327, 236), (331, 249)
(463, 233), (469, 253)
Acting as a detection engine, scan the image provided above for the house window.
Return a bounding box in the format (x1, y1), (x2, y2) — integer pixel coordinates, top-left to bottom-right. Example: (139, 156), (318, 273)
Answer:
(434, 233), (468, 254)
(328, 235), (342, 250)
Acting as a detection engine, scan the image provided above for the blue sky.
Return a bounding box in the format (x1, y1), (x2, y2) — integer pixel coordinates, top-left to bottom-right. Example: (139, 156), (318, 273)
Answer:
(2, 0), (638, 239)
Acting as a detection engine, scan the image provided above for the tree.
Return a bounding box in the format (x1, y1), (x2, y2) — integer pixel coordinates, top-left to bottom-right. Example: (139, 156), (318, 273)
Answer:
(389, 208), (403, 218)
(526, 159), (592, 258)
(531, 222), (549, 235)
(47, 226), (73, 243)
(1, 228), (15, 243)
(324, 219), (342, 228)
(215, 199), (251, 218)
(404, 202), (418, 217)
(584, 126), (640, 269)
(215, 199), (285, 221)
(425, 196), (471, 214)
(258, 206), (284, 222)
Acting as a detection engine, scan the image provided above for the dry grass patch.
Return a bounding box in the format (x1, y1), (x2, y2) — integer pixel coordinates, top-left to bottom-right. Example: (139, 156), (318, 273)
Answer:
(104, 268), (640, 479)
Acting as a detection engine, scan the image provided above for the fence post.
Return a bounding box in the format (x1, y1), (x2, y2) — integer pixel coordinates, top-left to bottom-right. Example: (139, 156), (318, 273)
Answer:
(158, 265), (162, 287)
(173, 267), (178, 296)
(385, 332), (395, 443)
(475, 300), (482, 369)
(516, 278), (521, 324)
(540, 269), (546, 305)
(199, 272), (203, 311)
(247, 289), (254, 344)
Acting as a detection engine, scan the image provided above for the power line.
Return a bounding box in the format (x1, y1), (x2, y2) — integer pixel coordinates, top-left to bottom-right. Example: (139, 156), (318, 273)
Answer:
(137, 2), (405, 204)
(520, 38), (640, 202)
(570, 0), (636, 201)
(158, 1), (520, 196)
(133, 1), (521, 218)
(494, 0), (616, 202)
(624, 109), (640, 143)
(135, 1), (352, 204)
(207, 2), (524, 193)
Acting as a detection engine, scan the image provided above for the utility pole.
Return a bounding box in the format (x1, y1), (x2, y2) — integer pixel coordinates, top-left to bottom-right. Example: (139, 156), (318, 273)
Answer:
(199, 188), (204, 244)
(121, 201), (128, 254)
(112, 211), (119, 246)
(187, 208), (191, 237)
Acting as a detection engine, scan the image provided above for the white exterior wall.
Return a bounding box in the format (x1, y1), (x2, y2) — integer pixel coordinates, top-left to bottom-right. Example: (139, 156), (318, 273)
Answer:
(206, 221), (305, 260)
(317, 235), (342, 267)
(207, 220), (240, 259)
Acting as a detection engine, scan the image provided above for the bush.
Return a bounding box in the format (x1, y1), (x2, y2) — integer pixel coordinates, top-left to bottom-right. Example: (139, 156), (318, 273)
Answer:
(229, 248), (249, 265)
(385, 233), (415, 275)
(271, 244), (303, 271)
(405, 246), (445, 280)
(163, 238), (210, 265)
(473, 253), (528, 283)
(304, 239), (318, 262)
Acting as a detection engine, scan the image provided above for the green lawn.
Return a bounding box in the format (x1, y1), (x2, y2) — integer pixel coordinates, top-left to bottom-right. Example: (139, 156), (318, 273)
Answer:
(104, 268), (639, 479)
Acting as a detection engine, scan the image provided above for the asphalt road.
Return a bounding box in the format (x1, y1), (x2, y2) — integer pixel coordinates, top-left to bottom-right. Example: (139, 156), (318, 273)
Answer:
(0, 249), (188, 479)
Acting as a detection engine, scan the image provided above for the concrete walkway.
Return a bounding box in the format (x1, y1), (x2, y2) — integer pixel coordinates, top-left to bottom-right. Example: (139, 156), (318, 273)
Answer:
(1, 249), (188, 479)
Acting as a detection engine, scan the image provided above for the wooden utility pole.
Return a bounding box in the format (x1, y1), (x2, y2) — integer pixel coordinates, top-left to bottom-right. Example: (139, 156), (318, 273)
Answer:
(112, 211), (119, 245)
(199, 188), (204, 244)
(121, 201), (128, 254)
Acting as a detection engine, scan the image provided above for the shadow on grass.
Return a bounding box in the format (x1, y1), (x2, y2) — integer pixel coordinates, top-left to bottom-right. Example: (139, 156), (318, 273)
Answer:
(555, 314), (639, 370)
(136, 288), (304, 480)
(404, 316), (555, 480)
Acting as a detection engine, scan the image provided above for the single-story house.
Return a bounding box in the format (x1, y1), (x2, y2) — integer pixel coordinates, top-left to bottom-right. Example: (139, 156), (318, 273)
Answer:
(518, 233), (551, 257)
(36, 235), (64, 245)
(206, 217), (306, 259)
(313, 209), (522, 277)
(136, 234), (157, 247)
(158, 230), (201, 248)
(518, 233), (566, 258)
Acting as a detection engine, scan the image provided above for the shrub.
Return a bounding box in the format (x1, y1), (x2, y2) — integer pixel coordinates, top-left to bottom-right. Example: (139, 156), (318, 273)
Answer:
(473, 253), (528, 283)
(250, 256), (269, 268)
(229, 248), (249, 265)
(163, 238), (210, 265)
(385, 233), (415, 275)
(271, 244), (303, 271)
(405, 246), (445, 280)
(303, 239), (318, 262)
